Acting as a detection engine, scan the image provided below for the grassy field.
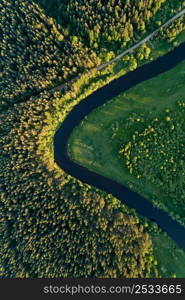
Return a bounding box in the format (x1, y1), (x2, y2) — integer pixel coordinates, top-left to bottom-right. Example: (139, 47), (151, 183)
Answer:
(68, 59), (185, 202)
(68, 57), (185, 276)
(151, 231), (185, 277)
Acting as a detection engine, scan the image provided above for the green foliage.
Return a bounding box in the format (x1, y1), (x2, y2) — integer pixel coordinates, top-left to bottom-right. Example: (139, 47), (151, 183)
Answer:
(0, 0), (99, 107)
(162, 15), (185, 41)
(55, 0), (167, 50)
(35, 0), (184, 54)
(121, 102), (185, 223)
(1, 0), (185, 279)
(0, 92), (154, 278)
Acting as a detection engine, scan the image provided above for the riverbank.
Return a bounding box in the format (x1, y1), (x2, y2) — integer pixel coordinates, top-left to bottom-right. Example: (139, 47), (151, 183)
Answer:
(68, 58), (185, 227)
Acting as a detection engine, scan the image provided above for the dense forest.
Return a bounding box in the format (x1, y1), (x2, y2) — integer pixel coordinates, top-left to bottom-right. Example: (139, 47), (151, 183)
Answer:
(0, 91), (156, 277)
(0, 0), (185, 277)
(35, 0), (184, 54)
(1, 0), (184, 108)
(0, 0), (99, 106)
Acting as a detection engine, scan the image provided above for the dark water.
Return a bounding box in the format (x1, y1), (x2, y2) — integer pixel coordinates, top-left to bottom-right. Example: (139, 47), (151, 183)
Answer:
(54, 43), (185, 251)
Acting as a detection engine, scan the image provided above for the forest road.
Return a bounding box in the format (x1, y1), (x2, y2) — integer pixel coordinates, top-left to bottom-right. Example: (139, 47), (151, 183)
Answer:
(52, 8), (185, 92)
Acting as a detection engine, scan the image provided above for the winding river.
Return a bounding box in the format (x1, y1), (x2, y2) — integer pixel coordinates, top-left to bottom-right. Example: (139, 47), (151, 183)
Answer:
(54, 42), (185, 251)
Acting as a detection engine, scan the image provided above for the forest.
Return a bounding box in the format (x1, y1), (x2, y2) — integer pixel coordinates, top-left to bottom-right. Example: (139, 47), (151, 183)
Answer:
(0, 0), (185, 278)
(1, 0), (184, 107)
(35, 0), (184, 55)
(0, 0), (99, 106)
(0, 90), (156, 277)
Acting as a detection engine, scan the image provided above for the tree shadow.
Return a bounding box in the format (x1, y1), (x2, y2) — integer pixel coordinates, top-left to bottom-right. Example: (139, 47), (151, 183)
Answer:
(32, 0), (63, 24)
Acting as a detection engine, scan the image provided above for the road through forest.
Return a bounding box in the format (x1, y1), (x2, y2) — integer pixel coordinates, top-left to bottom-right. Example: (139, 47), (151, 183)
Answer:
(52, 8), (185, 92)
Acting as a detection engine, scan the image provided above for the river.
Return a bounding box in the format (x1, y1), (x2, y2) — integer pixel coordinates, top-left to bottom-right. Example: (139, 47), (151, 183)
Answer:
(54, 42), (185, 251)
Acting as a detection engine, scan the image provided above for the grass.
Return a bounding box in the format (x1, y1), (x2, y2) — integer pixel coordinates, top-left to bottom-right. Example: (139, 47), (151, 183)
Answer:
(151, 231), (185, 277)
